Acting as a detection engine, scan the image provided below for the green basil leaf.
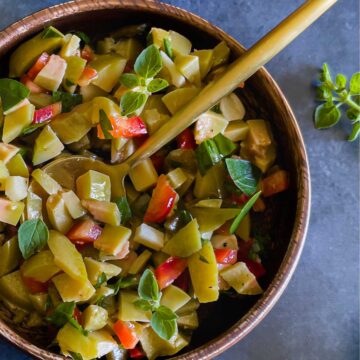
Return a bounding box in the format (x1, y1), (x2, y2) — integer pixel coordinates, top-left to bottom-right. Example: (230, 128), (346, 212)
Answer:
(225, 158), (261, 196)
(314, 103), (342, 129)
(68, 317), (88, 336)
(348, 122), (360, 142)
(320, 63), (333, 85)
(52, 91), (82, 113)
(46, 302), (76, 327)
(213, 133), (236, 157)
(230, 191), (262, 234)
(156, 306), (177, 320)
(108, 275), (138, 295)
(151, 311), (177, 340)
(195, 139), (222, 175)
(350, 72), (360, 94)
(138, 269), (160, 302)
(72, 31), (91, 45)
(22, 122), (48, 136)
(18, 219), (49, 259)
(99, 109), (114, 139)
(335, 74), (347, 91)
(119, 73), (141, 89)
(42, 26), (63, 39)
(114, 196), (132, 225)
(316, 85), (332, 101)
(0, 79), (30, 112)
(69, 352), (83, 360)
(134, 45), (162, 79)
(163, 38), (173, 60)
(133, 299), (153, 311)
(94, 272), (107, 289)
(120, 91), (147, 116)
(147, 78), (169, 93)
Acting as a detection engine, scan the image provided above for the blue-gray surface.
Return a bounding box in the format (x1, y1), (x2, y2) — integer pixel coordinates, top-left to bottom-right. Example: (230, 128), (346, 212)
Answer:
(0, 0), (358, 359)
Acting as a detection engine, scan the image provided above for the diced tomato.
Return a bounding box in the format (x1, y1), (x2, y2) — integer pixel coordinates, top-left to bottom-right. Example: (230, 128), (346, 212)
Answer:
(80, 45), (94, 62)
(155, 256), (188, 290)
(176, 128), (196, 150)
(173, 269), (190, 292)
(144, 175), (177, 223)
(244, 259), (266, 278)
(22, 275), (49, 294)
(129, 347), (145, 359)
(214, 248), (238, 265)
(97, 116), (147, 140)
(73, 307), (83, 325)
(261, 170), (289, 197)
(20, 75), (46, 94)
(150, 152), (165, 172)
(230, 193), (249, 206)
(33, 102), (62, 124)
(113, 320), (139, 349)
(237, 238), (254, 260)
(77, 66), (98, 87)
(27, 52), (50, 80)
(67, 219), (102, 245)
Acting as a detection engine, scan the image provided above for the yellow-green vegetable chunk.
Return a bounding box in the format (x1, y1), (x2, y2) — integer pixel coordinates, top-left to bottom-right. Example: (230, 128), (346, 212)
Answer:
(133, 223), (164, 251)
(82, 305), (108, 331)
(94, 224), (131, 256)
(76, 170), (111, 202)
(31, 168), (61, 195)
(6, 154), (29, 178)
(160, 285), (191, 312)
(118, 291), (151, 322)
(81, 199), (121, 226)
(46, 193), (74, 234)
(84, 257), (121, 285)
(129, 158), (158, 192)
(61, 190), (86, 219)
(0, 197), (25, 226)
(0, 236), (21, 277)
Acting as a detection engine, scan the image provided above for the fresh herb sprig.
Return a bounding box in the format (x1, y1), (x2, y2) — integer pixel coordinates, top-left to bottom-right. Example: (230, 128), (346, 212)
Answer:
(134, 269), (178, 340)
(119, 45), (169, 116)
(314, 63), (360, 141)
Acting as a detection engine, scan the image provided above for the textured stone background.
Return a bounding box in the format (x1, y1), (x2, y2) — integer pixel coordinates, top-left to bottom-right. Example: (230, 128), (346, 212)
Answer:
(0, 0), (358, 359)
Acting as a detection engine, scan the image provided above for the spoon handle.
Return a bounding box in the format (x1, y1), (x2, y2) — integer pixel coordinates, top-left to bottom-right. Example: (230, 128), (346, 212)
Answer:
(126, 0), (337, 165)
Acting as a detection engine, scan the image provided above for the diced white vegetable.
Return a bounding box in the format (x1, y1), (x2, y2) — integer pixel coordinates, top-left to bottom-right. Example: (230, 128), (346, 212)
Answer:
(169, 30), (192, 56)
(34, 54), (67, 91)
(61, 190), (87, 219)
(194, 111), (228, 144)
(174, 54), (201, 86)
(5, 176), (28, 201)
(59, 34), (81, 58)
(133, 223), (164, 251)
(160, 51), (186, 88)
(220, 93), (245, 121)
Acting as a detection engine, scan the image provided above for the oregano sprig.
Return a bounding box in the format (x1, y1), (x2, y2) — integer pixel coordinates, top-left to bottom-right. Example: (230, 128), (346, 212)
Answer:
(119, 45), (169, 116)
(314, 63), (360, 141)
(133, 269), (178, 340)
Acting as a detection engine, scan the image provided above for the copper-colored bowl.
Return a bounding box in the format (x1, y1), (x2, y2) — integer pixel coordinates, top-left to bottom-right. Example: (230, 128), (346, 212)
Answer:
(0, 1), (310, 359)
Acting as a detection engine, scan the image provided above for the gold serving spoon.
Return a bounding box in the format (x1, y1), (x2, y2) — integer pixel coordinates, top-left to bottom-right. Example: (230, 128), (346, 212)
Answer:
(43, 0), (337, 197)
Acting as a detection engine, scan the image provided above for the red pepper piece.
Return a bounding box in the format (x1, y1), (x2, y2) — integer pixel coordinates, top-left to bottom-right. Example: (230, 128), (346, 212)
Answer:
(113, 320), (139, 350)
(33, 102), (62, 124)
(129, 347), (145, 359)
(67, 219), (102, 245)
(173, 268), (190, 292)
(97, 116), (147, 139)
(214, 248), (238, 265)
(20, 74), (47, 94)
(176, 128), (196, 149)
(27, 52), (50, 80)
(73, 307), (83, 325)
(155, 256), (188, 290)
(244, 258), (266, 278)
(261, 170), (289, 197)
(22, 276), (49, 294)
(237, 238), (254, 260)
(80, 45), (94, 62)
(144, 175), (177, 223)
(77, 66), (98, 87)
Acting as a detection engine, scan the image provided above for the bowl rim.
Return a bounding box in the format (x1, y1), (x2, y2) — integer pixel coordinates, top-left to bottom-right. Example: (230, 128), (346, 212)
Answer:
(0, 1), (311, 359)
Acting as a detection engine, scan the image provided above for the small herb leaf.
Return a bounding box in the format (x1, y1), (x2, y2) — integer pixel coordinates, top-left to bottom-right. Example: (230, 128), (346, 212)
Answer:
(108, 275), (138, 295)
(163, 38), (173, 60)
(119, 73), (140, 89)
(114, 196), (132, 225)
(138, 269), (160, 302)
(230, 191), (262, 234)
(94, 272), (107, 289)
(52, 91), (82, 112)
(18, 219), (49, 259)
(0, 79), (30, 112)
(134, 45), (163, 79)
(225, 158), (261, 195)
(72, 31), (91, 45)
(348, 122), (360, 142)
(99, 109), (114, 139)
(69, 352), (83, 360)
(314, 103), (341, 129)
(156, 306), (177, 320)
(133, 299), (153, 311)
(199, 255), (209, 264)
(350, 72), (360, 94)
(120, 91), (147, 116)
(151, 308), (177, 340)
(335, 74), (347, 90)
(147, 78), (169, 93)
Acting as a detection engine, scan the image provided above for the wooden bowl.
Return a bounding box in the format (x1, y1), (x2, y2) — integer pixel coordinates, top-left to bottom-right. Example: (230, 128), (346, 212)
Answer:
(0, 1), (310, 359)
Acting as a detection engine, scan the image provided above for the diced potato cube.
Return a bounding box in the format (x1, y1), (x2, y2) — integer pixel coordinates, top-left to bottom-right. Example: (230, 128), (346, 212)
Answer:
(220, 93), (245, 121)
(25, 191), (43, 220)
(34, 54), (67, 91)
(52, 272), (95, 302)
(194, 111), (228, 144)
(31, 168), (62, 195)
(174, 54), (200, 86)
(33, 126), (65, 166)
(128, 249), (152, 275)
(76, 170), (111, 202)
(0, 236), (21, 277)
(82, 305), (108, 331)
(0, 197), (25, 225)
(192, 49), (214, 79)
(176, 298), (200, 316)
(219, 262), (263, 295)
(84, 257), (121, 285)
(6, 154), (29, 178)
(224, 120), (249, 142)
(129, 158), (158, 192)
(118, 291), (151, 322)
(177, 312), (199, 329)
(81, 199), (121, 226)
(5, 176), (28, 201)
(162, 87), (200, 115)
(2, 103), (35, 143)
(21, 250), (60, 283)
(61, 190), (86, 219)
(167, 168), (187, 190)
(0, 143), (19, 163)
(94, 224), (131, 256)
(160, 285), (191, 312)
(150, 28), (169, 48)
(133, 223), (164, 251)
(59, 34), (81, 58)
(159, 51), (186, 88)
(47, 230), (87, 283)
(0, 160), (9, 191)
(46, 194), (74, 234)
(169, 30), (192, 56)
(212, 41), (230, 68)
